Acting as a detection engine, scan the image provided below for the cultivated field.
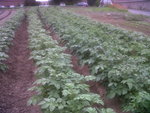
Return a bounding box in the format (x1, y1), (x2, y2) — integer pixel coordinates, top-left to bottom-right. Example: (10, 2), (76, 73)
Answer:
(0, 7), (150, 113)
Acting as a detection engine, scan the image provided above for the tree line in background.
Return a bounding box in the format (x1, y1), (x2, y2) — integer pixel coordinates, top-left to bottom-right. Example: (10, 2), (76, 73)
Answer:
(51, 0), (80, 5)
(24, 0), (39, 6)
(24, 0), (100, 6)
(87, 0), (100, 6)
(51, 0), (100, 6)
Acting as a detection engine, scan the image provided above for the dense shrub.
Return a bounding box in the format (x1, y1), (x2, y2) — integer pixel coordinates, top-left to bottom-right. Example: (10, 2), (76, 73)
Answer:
(87, 0), (100, 6)
(24, 0), (39, 6)
(51, 0), (80, 5)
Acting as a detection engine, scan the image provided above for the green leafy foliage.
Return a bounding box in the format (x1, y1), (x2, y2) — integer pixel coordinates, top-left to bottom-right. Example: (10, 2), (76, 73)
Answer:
(27, 9), (115, 113)
(123, 91), (150, 113)
(0, 10), (24, 71)
(39, 7), (150, 113)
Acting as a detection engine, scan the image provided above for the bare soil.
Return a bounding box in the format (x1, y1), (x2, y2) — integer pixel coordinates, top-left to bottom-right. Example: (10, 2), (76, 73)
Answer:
(69, 8), (150, 36)
(0, 10), (5, 15)
(0, 10), (11, 21)
(0, 10), (16, 26)
(0, 19), (41, 113)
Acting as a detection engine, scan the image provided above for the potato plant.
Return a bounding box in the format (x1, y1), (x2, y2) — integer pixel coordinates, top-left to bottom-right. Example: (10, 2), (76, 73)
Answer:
(39, 7), (150, 113)
(27, 9), (115, 113)
(0, 10), (24, 71)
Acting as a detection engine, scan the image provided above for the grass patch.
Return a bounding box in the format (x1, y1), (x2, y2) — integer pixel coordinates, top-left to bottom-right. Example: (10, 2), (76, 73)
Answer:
(124, 13), (146, 21)
(66, 6), (128, 13)
(135, 21), (150, 26)
(87, 7), (128, 13)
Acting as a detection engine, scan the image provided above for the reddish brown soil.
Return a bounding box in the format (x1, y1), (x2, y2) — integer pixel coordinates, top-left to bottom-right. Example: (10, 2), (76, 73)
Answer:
(0, 19), (41, 113)
(0, 9), (16, 26)
(0, 10), (5, 15)
(0, 10), (11, 21)
(46, 26), (129, 113)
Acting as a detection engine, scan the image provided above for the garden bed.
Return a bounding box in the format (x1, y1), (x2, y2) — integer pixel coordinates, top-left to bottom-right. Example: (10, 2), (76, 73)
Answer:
(0, 18), (41, 113)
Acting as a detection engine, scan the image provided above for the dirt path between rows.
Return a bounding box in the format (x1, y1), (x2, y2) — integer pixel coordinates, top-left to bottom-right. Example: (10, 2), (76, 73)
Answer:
(0, 19), (41, 113)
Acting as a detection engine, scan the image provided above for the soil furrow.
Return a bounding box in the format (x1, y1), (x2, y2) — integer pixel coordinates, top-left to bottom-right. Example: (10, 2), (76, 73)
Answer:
(0, 18), (41, 113)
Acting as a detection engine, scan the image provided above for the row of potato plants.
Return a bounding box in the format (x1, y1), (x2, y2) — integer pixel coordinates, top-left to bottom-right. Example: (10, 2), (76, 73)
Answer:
(27, 9), (115, 113)
(0, 10), (24, 71)
(39, 7), (150, 113)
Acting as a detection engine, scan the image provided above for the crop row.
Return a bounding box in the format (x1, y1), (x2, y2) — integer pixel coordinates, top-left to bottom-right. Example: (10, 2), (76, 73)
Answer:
(39, 7), (150, 113)
(27, 9), (115, 113)
(0, 10), (24, 71)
